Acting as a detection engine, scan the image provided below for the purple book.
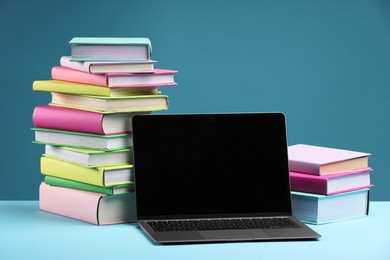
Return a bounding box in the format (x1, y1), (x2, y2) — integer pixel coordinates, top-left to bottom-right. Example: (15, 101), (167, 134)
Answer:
(288, 144), (371, 175)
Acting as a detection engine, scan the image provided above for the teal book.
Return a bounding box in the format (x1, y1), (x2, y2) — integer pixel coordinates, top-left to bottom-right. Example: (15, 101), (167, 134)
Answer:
(69, 37), (152, 61)
(291, 189), (370, 224)
(45, 176), (134, 195)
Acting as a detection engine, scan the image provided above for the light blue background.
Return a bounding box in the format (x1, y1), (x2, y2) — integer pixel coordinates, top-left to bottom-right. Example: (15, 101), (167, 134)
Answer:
(1, 0), (389, 200)
(1, 201), (390, 259)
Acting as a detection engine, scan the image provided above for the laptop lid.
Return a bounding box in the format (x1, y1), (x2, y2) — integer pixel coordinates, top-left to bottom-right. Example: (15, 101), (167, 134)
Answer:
(132, 112), (320, 243)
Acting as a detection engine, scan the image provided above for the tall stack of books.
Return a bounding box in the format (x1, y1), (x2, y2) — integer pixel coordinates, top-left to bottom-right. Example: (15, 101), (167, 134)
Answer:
(288, 144), (373, 224)
(32, 37), (177, 225)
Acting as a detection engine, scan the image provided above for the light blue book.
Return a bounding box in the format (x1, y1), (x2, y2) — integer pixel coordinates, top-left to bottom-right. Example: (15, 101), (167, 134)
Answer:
(291, 188), (370, 224)
(69, 37), (152, 61)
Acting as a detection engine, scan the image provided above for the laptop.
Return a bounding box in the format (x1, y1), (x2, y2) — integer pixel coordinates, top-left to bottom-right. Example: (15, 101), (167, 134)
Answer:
(132, 112), (321, 244)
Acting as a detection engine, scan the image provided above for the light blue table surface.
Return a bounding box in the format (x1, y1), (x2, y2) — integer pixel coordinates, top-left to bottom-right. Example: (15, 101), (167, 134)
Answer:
(1, 201), (389, 260)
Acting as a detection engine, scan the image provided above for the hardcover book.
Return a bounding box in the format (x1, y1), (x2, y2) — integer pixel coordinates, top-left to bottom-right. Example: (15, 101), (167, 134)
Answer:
(33, 128), (132, 151)
(69, 37), (152, 61)
(60, 56), (156, 74)
(52, 66), (177, 88)
(288, 144), (371, 175)
(291, 188), (370, 224)
(44, 176), (134, 195)
(44, 145), (132, 167)
(39, 182), (136, 225)
(50, 92), (169, 113)
(40, 155), (134, 187)
(290, 168), (373, 195)
(33, 80), (160, 96)
(33, 105), (146, 135)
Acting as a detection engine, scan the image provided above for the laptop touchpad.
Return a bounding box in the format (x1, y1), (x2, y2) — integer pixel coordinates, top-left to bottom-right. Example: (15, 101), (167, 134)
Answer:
(200, 230), (270, 240)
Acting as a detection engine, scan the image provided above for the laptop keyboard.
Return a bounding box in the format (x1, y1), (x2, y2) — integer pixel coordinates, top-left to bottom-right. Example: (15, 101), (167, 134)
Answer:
(147, 217), (300, 232)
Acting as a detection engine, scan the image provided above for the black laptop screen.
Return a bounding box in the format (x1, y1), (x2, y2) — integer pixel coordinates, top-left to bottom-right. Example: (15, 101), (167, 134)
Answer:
(132, 113), (292, 219)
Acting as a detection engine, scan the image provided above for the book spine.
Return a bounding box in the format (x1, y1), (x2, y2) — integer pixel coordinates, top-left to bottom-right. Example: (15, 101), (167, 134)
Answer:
(51, 66), (108, 87)
(33, 80), (110, 96)
(289, 174), (327, 194)
(289, 161), (321, 175)
(40, 156), (105, 187)
(33, 105), (106, 134)
(39, 182), (101, 225)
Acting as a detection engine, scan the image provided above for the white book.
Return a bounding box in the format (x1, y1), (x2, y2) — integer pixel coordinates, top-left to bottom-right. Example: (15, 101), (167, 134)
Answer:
(33, 128), (132, 151)
(60, 56), (156, 74)
(44, 145), (133, 167)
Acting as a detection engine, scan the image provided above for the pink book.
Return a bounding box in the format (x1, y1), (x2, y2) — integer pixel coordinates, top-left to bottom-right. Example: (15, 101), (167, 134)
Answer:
(290, 168), (374, 195)
(51, 66), (177, 88)
(39, 183), (136, 225)
(32, 105), (140, 134)
(288, 144), (371, 175)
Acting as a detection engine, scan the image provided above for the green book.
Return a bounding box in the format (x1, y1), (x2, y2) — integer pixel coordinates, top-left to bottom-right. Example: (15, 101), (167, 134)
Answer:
(45, 176), (134, 195)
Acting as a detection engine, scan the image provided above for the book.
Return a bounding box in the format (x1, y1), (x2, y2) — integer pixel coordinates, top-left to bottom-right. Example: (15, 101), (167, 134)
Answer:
(60, 56), (156, 74)
(44, 176), (134, 195)
(40, 155), (134, 187)
(51, 66), (177, 88)
(39, 182), (136, 225)
(44, 145), (132, 167)
(33, 128), (132, 151)
(33, 80), (160, 97)
(288, 144), (371, 175)
(291, 188), (370, 224)
(69, 37), (152, 61)
(50, 92), (169, 113)
(290, 168), (373, 195)
(32, 105), (146, 135)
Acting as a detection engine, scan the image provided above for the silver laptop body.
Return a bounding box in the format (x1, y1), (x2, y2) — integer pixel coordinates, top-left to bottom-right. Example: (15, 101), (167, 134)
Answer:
(132, 112), (320, 244)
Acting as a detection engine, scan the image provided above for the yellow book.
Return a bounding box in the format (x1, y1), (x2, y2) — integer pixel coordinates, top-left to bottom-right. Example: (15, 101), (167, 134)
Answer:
(40, 156), (133, 187)
(32, 80), (157, 97)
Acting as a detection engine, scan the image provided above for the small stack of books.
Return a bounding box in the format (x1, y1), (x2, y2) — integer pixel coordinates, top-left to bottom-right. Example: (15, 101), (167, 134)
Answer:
(32, 37), (178, 225)
(288, 144), (373, 224)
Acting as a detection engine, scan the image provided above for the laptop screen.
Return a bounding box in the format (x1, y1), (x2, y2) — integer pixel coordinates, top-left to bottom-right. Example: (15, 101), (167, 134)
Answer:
(133, 113), (292, 220)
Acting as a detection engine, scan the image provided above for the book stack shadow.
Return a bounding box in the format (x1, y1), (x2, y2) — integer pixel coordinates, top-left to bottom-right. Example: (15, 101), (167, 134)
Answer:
(32, 37), (177, 225)
(288, 144), (373, 224)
